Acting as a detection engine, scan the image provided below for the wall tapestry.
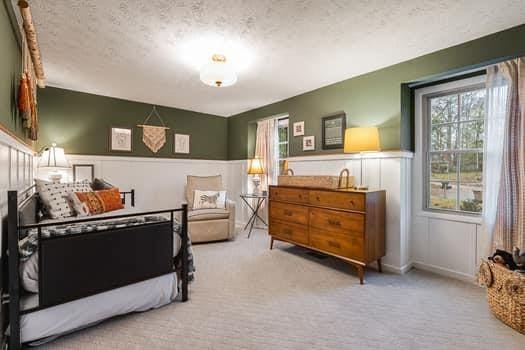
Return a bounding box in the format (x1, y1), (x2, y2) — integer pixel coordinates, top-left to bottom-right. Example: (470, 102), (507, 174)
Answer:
(137, 106), (170, 153)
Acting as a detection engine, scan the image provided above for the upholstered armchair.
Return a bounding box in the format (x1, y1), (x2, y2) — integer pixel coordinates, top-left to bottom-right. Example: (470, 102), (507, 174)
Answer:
(185, 175), (236, 243)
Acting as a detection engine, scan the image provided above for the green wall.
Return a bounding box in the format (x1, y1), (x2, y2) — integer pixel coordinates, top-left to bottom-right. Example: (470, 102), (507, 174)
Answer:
(227, 24), (525, 160)
(0, 1), (26, 143)
(37, 87), (228, 160)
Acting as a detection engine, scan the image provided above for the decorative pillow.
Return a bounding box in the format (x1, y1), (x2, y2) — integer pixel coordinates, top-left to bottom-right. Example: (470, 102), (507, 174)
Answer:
(91, 178), (115, 191)
(35, 179), (92, 218)
(192, 190), (227, 210)
(71, 188), (124, 216)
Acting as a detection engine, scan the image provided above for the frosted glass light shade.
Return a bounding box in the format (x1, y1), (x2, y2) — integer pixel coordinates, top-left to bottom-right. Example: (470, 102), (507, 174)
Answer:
(38, 143), (70, 169)
(344, 127), (381, 153)
(200, 54), (237, 87)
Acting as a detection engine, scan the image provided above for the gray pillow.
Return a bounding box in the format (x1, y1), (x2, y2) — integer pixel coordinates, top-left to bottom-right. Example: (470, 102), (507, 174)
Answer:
(91, 178), (115, 190)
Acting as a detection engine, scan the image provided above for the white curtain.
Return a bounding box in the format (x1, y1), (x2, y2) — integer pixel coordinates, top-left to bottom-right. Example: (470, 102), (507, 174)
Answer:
(482, 65), (510, 254)
(254, 118), (279, 191)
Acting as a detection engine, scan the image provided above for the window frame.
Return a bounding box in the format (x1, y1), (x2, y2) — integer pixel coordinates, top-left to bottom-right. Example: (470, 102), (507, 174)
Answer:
(277, 117), (289, 159)
(422, 82), (486, 216)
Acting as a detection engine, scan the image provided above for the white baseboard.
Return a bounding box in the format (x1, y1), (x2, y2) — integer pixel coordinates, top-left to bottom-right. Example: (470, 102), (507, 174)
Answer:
(381, 262), (413, 275)
(411, 261), (476, 283)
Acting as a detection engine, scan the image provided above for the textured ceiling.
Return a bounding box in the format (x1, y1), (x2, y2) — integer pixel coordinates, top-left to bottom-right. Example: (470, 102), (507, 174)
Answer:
(19, 0), (525, 117)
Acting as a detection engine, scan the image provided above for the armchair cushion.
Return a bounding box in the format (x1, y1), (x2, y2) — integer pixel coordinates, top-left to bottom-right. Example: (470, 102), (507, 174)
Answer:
(188, 208), (230, 222)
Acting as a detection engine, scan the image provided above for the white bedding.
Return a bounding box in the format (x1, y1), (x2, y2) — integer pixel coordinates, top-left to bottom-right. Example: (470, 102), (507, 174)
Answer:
(19, 272), (178, 344)
(19, 208), (182, 293)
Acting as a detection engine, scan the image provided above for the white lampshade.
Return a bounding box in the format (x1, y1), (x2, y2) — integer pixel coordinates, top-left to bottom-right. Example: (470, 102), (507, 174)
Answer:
(38, 143), (70, 169)
(200, 54), (237, 87)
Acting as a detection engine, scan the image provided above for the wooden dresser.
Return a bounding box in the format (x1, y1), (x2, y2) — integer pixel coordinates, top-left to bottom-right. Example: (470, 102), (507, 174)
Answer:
(268, 185), (386, 284)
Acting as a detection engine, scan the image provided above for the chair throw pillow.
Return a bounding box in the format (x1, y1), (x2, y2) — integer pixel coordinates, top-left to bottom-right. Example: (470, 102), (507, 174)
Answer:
(35, 179), (92, 219)
(70, 188), (124, 216)
(192, 190), (227, 210)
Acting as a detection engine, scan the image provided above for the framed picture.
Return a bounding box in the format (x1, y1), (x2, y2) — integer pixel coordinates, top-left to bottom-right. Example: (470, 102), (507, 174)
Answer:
(303, 136), (315, 151)
(293, 121), (305, 136)
(322, 112), (346, 149)
(174, 133), (190, 154)
(110, 127), (132, 152)
(73, 164), (94, 182)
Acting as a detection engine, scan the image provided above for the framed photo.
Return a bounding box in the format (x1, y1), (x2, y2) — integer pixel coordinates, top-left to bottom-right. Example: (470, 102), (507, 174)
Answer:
(322, 112), (346, 149)
(110, 127), (132, 152)
(73, 164), (94, 182)
(174, 133), (190, 154)
(293, 121), (305, 136)
(303, 136), (315, 151)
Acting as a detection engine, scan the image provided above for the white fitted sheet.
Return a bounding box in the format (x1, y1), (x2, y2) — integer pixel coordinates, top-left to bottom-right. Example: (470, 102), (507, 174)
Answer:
(19, 273), (178, 344)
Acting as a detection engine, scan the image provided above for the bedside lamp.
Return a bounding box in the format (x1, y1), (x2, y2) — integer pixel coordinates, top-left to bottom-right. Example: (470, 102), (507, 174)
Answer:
(344, 127), (380, 190)
(37, 143), (70, 183)
(247, 157), (265, 195)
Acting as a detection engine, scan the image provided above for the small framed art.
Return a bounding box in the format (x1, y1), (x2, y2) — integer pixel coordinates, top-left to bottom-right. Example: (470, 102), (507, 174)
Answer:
(293, 121), (305, 136)
(322, 112), (346, 149)
(174, 133), (190, 154)
(110, 127), (132, 152)
(303, 136), (315, 151)
(73, 164), (95, 182)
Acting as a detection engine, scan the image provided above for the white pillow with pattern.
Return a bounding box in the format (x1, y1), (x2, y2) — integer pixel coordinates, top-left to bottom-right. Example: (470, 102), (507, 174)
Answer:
(192, 190), (227, 210)
(35, 179), (92, 218)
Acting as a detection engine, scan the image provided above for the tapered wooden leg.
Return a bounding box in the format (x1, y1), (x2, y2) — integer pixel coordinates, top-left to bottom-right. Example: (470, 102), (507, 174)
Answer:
(357, 265), (365, 285)
(377, 258), (383, 273)
(270, 237), (274, 250)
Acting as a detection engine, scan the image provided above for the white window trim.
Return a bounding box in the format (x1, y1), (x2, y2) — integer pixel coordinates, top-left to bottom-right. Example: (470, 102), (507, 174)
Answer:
(413, 75), (485, 225)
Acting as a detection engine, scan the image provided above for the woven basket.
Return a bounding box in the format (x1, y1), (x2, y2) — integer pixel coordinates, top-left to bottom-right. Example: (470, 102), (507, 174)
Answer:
(478, 260), (525, 334)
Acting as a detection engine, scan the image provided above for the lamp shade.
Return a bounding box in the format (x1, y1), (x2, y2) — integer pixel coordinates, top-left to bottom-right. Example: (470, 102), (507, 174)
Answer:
(200, 54), (237, 87)
(38, 143), (70, 169)
(344, 127), (381, 153)
(247, 157), (265, 175)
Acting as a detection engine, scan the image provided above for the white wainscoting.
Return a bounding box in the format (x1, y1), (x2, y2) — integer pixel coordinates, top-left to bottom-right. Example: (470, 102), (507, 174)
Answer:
(33, 150), (482, 282)
(37, 155), (251, 225)
(0, 129), (35, 253)
(284, 151), (413, 274)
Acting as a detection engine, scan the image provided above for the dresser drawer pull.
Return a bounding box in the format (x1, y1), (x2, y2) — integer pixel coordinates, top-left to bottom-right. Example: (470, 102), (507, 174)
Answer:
(349, 200), (355, 206)
(316, 196), (320, 201)
(283, 228), (292, 235)
(327, 219), (341, 227)
(328, 241), (341, 248)
(283, 209), (293, 216)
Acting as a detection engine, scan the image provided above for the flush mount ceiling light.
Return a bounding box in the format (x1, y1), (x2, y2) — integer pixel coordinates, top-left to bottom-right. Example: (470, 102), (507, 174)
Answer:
(199, 54), (237, 87)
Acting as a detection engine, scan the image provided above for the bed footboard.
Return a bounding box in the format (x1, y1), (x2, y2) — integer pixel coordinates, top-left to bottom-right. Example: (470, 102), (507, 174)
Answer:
(38, 221), (174, 308)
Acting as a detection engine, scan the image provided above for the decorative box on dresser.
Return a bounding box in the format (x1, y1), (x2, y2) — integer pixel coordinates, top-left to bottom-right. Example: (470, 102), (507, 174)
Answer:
(268, 185), (386, 284)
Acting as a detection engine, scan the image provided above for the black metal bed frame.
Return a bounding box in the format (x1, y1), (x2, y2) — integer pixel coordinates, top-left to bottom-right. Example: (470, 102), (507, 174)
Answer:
(2, 187), (189, 349)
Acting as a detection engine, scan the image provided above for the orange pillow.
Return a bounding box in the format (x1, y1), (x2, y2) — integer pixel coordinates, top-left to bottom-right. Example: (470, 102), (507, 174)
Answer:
(96, 188), (125, 212)
(73, 188), (124, 215)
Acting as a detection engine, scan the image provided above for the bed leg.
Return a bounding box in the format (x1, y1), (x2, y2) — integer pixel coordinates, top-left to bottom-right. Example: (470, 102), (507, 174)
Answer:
(181, 204), (189, 302)
(7, 191), (21, 350)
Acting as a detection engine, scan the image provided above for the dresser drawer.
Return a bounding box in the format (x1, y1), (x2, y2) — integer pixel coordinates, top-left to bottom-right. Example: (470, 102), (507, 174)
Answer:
(309, 208), (364, 236)
(309, 229), (364, 261)
(309, 190), (365, 211)
(270, 201), (308, 225)
(270, 220), (309, 245)
(270, 187), (308, 204)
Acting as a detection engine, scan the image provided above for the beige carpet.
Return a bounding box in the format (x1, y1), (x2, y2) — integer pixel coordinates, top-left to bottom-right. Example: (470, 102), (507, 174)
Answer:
(41, 229), (524, 349)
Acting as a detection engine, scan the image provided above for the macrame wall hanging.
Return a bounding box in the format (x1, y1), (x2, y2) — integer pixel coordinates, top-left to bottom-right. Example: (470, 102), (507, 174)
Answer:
(137, 106), (170, 153)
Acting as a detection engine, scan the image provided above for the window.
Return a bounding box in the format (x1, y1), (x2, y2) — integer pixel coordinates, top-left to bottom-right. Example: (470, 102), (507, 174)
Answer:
(425, 83), (485, 214)
(277, 117), (289, 174)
